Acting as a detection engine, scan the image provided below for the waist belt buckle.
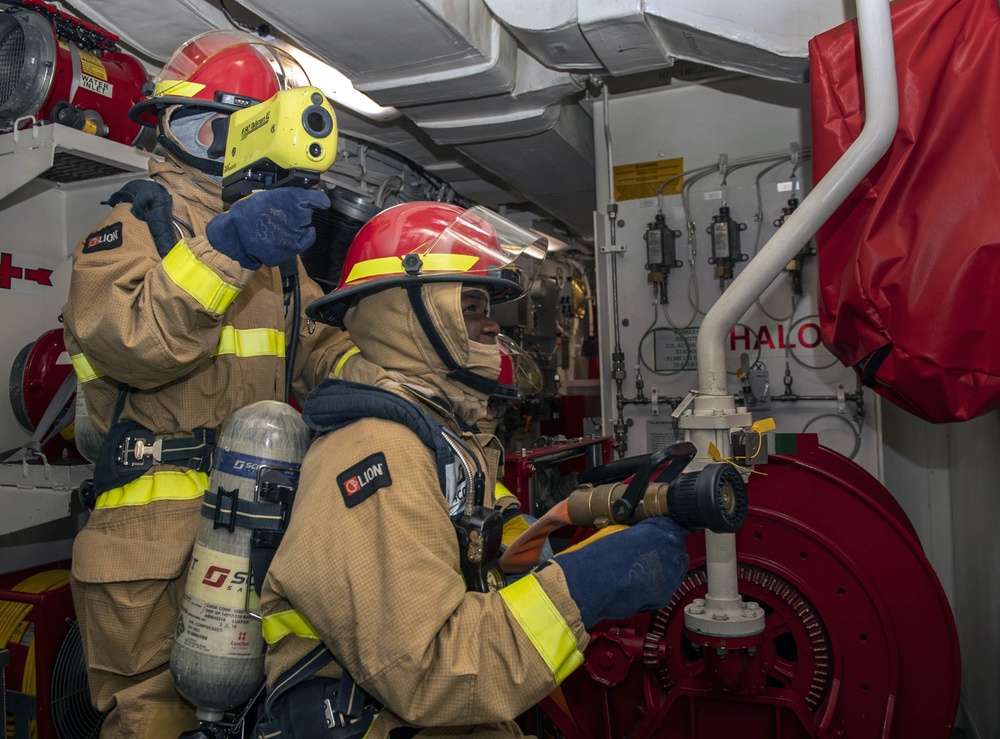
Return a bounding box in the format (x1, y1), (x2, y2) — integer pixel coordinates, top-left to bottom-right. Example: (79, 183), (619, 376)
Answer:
(119, 437), (163, 467)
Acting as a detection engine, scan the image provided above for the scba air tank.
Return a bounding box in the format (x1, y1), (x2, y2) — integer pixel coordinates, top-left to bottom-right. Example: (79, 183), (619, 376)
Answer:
(171, 400), (309, 722)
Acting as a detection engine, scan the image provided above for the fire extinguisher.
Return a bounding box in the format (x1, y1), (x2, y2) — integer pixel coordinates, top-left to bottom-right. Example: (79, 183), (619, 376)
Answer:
(170, 400), (309, 730)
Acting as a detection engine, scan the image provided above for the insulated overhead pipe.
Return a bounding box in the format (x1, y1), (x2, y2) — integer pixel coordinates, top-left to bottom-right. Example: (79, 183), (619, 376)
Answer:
(680, 0), (898, 639)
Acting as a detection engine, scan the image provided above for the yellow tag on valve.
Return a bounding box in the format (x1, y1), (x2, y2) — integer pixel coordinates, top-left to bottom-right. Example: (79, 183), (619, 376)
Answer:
(707, 441), (766, 476)
(751, 418), (777, 434)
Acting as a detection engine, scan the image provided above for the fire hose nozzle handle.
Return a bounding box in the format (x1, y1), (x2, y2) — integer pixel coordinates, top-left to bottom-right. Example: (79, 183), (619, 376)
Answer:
(566, 462), (749, 534)
(609, 441), (696, 523)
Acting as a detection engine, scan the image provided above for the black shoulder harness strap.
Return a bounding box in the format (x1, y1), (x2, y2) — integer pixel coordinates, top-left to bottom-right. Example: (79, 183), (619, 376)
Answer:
(302, 378), (455, 496)
(102, 180), (177, 258)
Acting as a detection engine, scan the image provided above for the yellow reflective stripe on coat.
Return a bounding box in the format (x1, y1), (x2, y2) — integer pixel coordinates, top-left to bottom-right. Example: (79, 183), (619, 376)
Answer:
(345, 253), (478, 283)
(262, 609), (322, 644)
(495, 481), (516, 501)
(334, 346), (360, 378)
(70, 352), (103, 382)
(499, 573), (584, 684)
(162, 240), (242, 314)
(94, 469), (210, 510)
(211, 327), (285, 358)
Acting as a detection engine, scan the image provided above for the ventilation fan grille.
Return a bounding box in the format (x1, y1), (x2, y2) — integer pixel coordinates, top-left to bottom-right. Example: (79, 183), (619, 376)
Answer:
(49, 619), (104, 739)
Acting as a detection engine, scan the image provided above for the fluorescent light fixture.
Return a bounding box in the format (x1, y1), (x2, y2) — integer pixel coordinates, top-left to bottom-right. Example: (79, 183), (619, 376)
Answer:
(276, 42), (401, 122)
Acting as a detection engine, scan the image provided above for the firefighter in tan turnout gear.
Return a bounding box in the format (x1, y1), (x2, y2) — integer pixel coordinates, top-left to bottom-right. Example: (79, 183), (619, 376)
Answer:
(62, 30), (353, 737)
(257, 202), (691, 737)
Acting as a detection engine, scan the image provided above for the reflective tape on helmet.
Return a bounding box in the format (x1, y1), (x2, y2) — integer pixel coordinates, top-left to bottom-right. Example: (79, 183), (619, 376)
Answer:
(345, 253), (478, 284)
(498, 573), (584, 684)
(162, 240), (242, 314)
(262, 608), (321, 644)
(70, 352), (104, 383)
(211, 327), (285, 358)
(94, 469), (210, 510)
(153, 80), (207, 98)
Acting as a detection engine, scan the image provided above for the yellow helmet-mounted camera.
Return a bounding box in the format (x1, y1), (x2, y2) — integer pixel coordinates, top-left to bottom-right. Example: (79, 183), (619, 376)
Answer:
(221, 86), (338, 204)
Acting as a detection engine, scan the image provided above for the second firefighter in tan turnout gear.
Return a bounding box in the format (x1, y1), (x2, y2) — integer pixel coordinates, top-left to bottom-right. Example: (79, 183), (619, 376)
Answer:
(257, 201), (690, 737)
(62, 30), (353, 738)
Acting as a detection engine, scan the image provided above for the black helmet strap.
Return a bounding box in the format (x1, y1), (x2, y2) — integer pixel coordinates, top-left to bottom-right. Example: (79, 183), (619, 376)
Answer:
(405, 284), (499, 397)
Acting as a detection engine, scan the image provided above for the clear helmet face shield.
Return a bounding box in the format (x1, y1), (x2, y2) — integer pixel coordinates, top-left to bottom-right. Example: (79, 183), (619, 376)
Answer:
(306, 202), (549, 335)
(488, 334), (544, 421)
(495, 334), (543, 401)
(417, 206), (549, 304)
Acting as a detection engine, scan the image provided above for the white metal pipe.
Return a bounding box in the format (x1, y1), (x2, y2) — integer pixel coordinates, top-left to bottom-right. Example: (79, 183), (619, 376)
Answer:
(704, 531), (740, 603)
(695, 0), (898, 398)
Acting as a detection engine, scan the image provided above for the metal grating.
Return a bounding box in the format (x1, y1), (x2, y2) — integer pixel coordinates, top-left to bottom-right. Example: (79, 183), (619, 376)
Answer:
(0, 24), (24, 108)
(39, 152), (127, 183)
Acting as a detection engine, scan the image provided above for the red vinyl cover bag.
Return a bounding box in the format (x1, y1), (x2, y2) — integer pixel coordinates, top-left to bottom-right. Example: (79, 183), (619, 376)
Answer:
(811, 0), (1000, 423)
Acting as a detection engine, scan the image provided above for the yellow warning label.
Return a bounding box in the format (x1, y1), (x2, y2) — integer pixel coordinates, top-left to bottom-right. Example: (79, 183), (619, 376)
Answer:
(613, 157), (685, 201)
(78, 50), (108, 81)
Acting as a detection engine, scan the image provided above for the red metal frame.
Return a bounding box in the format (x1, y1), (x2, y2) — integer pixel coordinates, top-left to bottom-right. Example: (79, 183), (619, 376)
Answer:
(503, 437), (615, 517)
(533, 437), (959, 738)
(0, 562), (75, 739)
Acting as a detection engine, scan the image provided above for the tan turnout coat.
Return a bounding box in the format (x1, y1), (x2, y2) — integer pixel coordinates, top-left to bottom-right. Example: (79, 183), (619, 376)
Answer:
(62, 157), (352, 738)
(262, 284), (590, 738)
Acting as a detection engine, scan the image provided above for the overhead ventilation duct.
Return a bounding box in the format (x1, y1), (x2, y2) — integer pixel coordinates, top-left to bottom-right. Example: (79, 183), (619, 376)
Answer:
(402, 51), (587, 144)
(389, 51), (595, 236)
(457, 102), (595, 238)
(238, 0), (518, 107)
(480, 0), (601, 71)
(485, 0), (855, 82)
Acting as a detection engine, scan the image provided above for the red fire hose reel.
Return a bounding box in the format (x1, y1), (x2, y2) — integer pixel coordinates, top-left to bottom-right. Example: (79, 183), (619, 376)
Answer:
(536, 436), (959, 738)
(9, 328), (81, 462)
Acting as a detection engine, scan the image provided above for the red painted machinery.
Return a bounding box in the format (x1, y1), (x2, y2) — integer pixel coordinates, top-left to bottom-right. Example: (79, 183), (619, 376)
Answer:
(8, 328), (82, 463)
(1, 563), (105, 738)
(0, 0), (148, 145)
(503, 436), (615, 517)
(528, 435), (959, 738)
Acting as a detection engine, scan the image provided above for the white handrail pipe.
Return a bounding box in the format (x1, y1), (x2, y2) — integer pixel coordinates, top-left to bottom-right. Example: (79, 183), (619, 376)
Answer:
(696, 0), (898, 399)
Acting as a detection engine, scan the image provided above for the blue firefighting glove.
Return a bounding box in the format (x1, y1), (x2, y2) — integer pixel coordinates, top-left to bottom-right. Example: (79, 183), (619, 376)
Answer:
(554, 517), (689, 629)
(206, 188), (330, 270)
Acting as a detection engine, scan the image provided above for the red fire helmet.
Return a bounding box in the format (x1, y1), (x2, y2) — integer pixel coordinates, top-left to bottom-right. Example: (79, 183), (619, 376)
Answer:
(129, 29), (310, 125)
(307, 201), (548, 328)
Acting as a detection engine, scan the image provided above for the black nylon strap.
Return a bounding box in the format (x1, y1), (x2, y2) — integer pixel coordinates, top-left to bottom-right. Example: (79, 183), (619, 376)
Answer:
(202, 488), (286, 532)
(855, 342), (893, 387)
(264, 644), (334, 716)
(158, 428), (215, 471)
